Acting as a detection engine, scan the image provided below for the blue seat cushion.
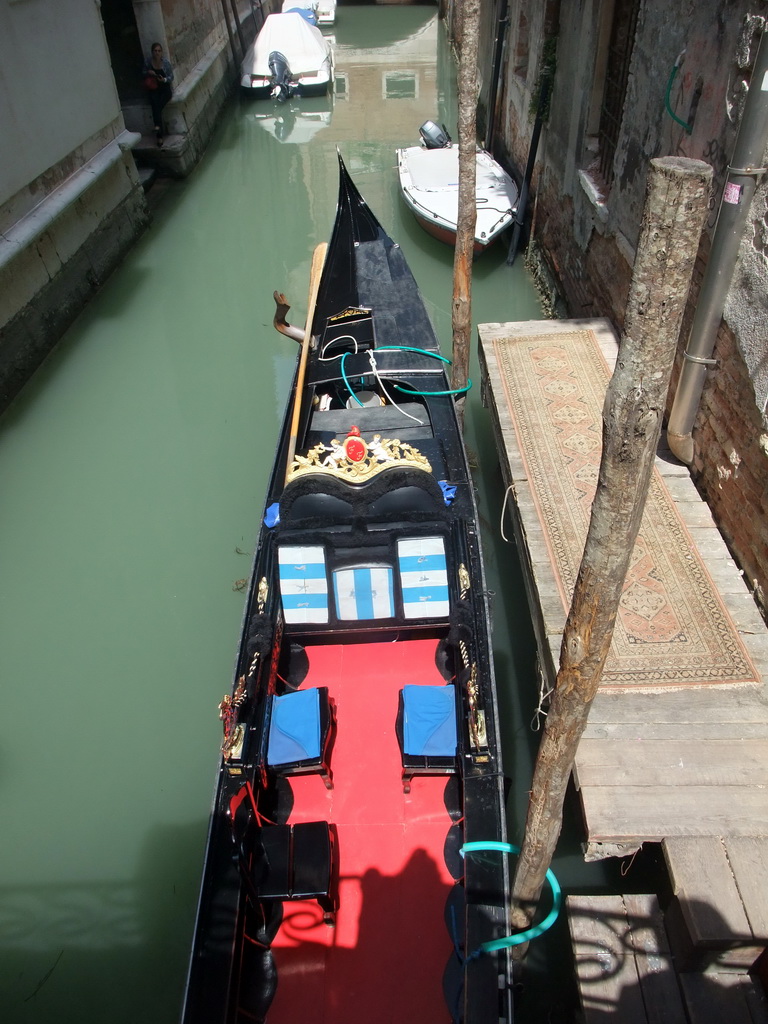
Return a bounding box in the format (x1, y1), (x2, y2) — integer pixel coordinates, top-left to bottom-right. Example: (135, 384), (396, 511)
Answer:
(267, 688), (321, 764)
(402, 684), (457, 757)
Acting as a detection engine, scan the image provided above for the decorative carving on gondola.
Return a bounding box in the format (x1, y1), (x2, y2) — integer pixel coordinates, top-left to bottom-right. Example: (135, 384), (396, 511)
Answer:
(287, 426), (431, 484)
(256, 577), (268, 614)
(466, 662), (488, 752)
(327, 305), (371, 323)
(458, 563), (470, 598)
(457, 606), (489, 756)
(219, 674), (248, 763)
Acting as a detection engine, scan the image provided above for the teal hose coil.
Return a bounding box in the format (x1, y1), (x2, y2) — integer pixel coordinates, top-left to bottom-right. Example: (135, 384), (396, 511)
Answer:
(340, 345), (473, 400)
(459, 841), (562, 952)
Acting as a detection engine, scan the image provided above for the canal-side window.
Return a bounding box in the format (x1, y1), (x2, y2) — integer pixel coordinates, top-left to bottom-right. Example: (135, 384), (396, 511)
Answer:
(383, 71), (418, 100)
(335, 73), (348, 100)
(582, 0), (640, 202)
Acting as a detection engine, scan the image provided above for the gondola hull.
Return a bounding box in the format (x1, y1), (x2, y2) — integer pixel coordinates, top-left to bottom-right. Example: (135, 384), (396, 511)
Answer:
(181, 155), (514, 1024)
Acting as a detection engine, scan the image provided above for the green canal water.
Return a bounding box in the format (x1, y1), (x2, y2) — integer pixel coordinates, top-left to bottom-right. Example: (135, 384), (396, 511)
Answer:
(0, 8), (665, 1023)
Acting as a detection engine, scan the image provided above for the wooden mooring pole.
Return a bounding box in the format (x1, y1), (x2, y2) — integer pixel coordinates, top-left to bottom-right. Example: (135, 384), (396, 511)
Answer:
(510, 157), (713, 931)
(451, 0), (479, 428)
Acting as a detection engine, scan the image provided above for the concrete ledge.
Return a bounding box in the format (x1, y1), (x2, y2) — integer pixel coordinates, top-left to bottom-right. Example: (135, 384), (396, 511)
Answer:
(0, 183), (149, 416)
(0, 131), (141, 274)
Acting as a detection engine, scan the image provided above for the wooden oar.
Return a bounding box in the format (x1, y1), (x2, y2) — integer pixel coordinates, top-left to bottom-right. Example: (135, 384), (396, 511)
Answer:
(284, 242), (327, 484)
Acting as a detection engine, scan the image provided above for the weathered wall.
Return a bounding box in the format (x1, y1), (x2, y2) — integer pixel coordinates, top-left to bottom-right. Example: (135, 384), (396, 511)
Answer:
(481, 0), (768, 619)
(0, 0), (123, 213)
(123, 0), (258, 174)
(159, 0), (226, 80)
(0, 0), (149, 416)
(0, 0), (248, 415)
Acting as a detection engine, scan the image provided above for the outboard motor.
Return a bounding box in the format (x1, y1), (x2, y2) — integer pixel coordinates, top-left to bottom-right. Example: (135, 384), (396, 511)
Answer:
(419, 120), (452, 149)
(268, 51), (296, 102)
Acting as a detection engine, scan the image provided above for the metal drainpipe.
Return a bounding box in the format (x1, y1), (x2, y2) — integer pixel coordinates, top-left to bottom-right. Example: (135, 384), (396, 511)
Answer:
(485, 0), (509, 152)
(666, 27), (768, 465)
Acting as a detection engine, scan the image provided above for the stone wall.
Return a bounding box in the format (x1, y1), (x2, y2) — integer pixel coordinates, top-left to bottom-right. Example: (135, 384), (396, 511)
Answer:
(0, 150), (149, 416)
(480, 0), (768, 623)
(0, 0), (243, 415)
(694, 322), (768, 615)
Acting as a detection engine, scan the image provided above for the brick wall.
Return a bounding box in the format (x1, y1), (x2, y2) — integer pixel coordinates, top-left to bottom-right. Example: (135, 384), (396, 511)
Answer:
(689, 321), (768, 617)
(533, 182), (633, 327)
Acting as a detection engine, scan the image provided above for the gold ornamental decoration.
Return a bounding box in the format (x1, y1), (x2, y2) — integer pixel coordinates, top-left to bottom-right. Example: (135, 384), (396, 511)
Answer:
(220, 675), (247, 761)
(458, 563), (470, 599)
(466, 662), (488, 752)
(286, 427), (432, 484)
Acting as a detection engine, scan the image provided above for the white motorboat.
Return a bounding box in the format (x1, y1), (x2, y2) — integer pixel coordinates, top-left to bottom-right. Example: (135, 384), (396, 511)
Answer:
(281, 0), (336, 25)
(396, 121), (519, 252)
(240, 12), (334, 99)
(315, 0), (337, 25)
(281, 0), (317, 25)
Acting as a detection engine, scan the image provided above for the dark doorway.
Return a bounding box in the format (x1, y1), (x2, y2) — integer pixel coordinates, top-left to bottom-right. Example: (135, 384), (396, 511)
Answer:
(99, 0), (146, 103)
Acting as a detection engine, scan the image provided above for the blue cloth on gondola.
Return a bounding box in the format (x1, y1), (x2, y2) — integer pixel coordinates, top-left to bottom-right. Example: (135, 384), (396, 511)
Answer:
(264, 502), (280, 527)
(438, 480), (457, 505)
(268, 688), (321, 764)
(402, 684), (457, 757)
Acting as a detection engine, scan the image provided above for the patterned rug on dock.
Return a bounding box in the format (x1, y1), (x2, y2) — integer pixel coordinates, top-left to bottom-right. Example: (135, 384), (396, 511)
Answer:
(492, 329), (758, 691)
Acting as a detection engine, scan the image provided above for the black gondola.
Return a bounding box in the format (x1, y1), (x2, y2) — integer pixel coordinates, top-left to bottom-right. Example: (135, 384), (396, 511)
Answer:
(181, 154), (514, 1024)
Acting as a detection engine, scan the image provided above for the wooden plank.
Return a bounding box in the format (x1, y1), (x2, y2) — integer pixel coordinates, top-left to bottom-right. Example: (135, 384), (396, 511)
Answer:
(567, 895), (649, 1023)
(664, 897), (763, 971)
(580, 786), (768, 840)
(663, 837), (753, 943)
(622, 893), (672, 954)
(573, 739), (768, 788)
(679, 972), (768, 1024)
(622, 894), (688, 1024)
(582, 721), (768, 741)
(586, 688), (768, 728)
(581, 716), (768, 741)
(725, 837), (768, 940)
(568, 894), (630, 958)
(567, 894), (688, 1023)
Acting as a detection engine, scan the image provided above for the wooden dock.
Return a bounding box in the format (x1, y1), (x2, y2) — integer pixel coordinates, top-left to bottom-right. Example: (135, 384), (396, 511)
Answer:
(567, 894), (768, 1023)
(478, 318), (768, 988)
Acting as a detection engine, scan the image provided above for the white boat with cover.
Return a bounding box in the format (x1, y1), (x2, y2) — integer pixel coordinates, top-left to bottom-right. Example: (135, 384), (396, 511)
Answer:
(396, 122), (519, 252)
(281, 0), (337, 25)
(240, 12), (334, 99)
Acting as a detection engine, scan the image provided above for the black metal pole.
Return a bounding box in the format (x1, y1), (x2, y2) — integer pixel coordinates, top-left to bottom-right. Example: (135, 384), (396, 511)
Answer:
(485, 0), (509, 152)
(507, 71), (551, 265)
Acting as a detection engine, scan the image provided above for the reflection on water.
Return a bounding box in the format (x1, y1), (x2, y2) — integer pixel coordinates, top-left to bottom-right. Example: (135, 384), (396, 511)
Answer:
(0, 6), (613, 1024)
(249, 95), (334, 145)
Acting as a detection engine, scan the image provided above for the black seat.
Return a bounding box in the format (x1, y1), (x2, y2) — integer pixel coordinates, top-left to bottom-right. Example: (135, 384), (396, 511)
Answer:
(229, 783), (337, 924)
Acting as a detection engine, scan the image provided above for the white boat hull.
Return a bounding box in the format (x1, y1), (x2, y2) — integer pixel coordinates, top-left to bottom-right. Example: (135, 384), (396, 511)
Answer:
(396, 144), (518, 252)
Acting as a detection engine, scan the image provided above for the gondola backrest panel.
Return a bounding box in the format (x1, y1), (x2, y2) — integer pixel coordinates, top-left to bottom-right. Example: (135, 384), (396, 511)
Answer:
(277, 545), (329, 624)
(275, 533), (450, 630)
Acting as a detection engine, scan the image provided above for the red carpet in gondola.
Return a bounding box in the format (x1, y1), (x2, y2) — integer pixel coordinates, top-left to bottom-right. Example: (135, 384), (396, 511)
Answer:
(267, 638), (455, 1024)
